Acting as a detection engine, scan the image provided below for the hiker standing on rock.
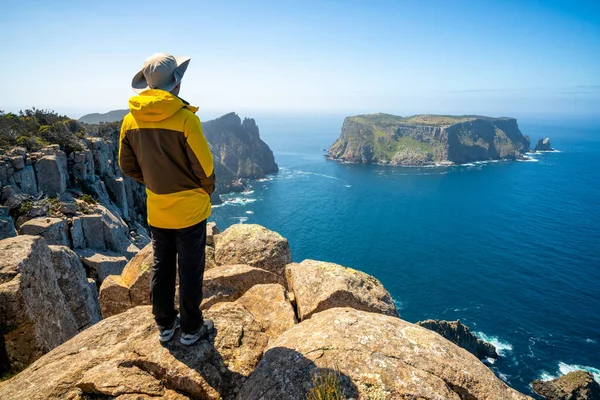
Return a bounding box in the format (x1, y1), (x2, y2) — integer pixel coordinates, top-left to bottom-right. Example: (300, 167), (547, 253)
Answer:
(119, 53), (215, 345)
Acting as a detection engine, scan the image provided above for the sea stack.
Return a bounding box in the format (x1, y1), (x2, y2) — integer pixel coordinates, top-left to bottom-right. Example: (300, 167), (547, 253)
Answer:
(535, 137), (554, 151)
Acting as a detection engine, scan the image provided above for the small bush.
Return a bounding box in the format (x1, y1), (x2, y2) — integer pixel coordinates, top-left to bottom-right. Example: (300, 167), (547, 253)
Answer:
(80, 194), (97, 205)
(306, 368), (345, 400)
(19, 201), (33, 215)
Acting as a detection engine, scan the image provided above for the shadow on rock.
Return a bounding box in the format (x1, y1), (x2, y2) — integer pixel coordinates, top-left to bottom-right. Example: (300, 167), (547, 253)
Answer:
(160, 326), (246, 399)
(238, 346), (359, 400)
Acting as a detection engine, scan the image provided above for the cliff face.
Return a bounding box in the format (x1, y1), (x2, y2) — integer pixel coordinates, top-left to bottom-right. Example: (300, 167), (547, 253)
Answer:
(203, 112), (278, 184)
(328, 113), (531, 165)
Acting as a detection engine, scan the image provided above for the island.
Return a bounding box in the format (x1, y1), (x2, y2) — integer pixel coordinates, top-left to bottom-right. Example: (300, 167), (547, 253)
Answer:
(327, 113), (531, 166)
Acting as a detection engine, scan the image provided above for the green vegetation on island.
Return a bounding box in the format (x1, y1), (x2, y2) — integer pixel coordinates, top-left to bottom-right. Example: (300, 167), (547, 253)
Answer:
(327, 113), (531, 166)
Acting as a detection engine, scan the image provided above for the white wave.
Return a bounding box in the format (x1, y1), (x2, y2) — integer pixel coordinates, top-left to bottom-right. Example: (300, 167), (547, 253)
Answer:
(226, 197), (257, 205)
(392, 298), (404, 311)
(484, 357), (496, 365)
(241, 190), (254, 195)
(256, 177), (273, 182)
(586, 338), (597, 344)
(558, 362), (600, 383)
(245, 211), (253, 214)
(474, 332), (513, 356)
(344, 184), (352, 188)
(215, 197), (258, 207)
(462, 163), (476, 167)
(231, 216), (248, 224)
(497, 372), (510, 382)
(517, 157), (539, 163)
(538, 363), (600, 384)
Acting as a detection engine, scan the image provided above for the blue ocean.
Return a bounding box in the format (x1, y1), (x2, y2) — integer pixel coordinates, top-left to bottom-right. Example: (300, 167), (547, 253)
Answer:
(208, 114), (600, 397)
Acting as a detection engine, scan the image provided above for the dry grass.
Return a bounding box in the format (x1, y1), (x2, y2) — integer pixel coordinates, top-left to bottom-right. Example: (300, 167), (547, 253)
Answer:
(306, 368), (346, 400)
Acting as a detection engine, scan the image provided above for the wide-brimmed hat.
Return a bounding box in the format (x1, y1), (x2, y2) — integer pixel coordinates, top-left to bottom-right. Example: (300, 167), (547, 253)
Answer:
(131, 53), (190, 93)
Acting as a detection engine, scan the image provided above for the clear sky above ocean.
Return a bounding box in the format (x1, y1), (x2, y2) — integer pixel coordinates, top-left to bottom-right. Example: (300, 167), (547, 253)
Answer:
(1, 0), (599, 118)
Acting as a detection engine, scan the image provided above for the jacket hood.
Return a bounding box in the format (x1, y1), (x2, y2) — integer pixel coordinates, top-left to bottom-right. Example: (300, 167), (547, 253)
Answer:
(128, 89), (198, 122)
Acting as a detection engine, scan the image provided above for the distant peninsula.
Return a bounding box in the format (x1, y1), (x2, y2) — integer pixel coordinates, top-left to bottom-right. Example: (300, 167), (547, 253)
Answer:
(327, 113), (531, 166)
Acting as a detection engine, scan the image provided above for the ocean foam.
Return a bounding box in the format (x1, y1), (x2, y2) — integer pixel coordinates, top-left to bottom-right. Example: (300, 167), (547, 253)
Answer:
(474, 332), (514, 356)
(538, 363), (600, 384)
(231, 216), (248, 224)
(246, 211), (254, 214)
(517, 157), (539, 163)
(558, 362), (600, 383)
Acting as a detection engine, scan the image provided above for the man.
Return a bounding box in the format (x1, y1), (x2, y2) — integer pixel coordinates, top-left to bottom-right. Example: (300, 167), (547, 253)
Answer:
(119, 53), (215, 345)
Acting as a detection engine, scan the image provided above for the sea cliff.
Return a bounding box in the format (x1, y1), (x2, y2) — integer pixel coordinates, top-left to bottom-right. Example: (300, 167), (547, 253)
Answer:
(327, 113), (531, 165)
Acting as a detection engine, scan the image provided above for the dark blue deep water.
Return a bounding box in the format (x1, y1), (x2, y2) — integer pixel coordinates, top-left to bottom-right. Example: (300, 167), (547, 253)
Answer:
(208, 114), (600, 396)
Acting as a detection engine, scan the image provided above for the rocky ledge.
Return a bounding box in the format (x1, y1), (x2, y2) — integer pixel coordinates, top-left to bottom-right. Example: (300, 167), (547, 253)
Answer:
(0, 222), (533, 399)
(416, 319), (498, 360)
(532, 370), (600, 400)
(327, 113), (531, 165)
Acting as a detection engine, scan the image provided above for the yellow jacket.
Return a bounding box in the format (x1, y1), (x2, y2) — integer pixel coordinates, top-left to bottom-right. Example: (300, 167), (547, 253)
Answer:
(119, 90), (215, 229)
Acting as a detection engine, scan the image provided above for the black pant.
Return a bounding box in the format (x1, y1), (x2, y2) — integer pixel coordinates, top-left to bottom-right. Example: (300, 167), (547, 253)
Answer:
(149, 219), (206, 333)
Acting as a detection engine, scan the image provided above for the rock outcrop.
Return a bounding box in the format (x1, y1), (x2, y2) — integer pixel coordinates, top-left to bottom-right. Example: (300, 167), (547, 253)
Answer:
(535, 137), (554, 151)
(532, 370), (600, 400)
(327, 113), (531, 165)
(286, 259), (398, 320)
(417, 319), (498, 359)
(0, 235), (100, 373)
(1, 223), (533, 398)
(239, 307), (530, 399)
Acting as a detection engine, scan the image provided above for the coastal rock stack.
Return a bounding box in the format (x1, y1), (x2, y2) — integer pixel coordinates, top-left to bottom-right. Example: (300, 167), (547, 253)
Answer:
(535, 137), (554, 151)
(0, 223), (534, 399)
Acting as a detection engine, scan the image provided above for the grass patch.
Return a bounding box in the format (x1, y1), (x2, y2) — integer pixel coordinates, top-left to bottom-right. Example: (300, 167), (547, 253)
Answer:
(0, 371), (18, 382)
(80, 194), (97, 204)
(306, 368), (345, 400)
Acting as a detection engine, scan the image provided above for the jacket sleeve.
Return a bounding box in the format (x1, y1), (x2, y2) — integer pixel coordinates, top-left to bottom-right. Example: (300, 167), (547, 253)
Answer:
(118, 120), (145, 184)
(184, 114), (215, 194)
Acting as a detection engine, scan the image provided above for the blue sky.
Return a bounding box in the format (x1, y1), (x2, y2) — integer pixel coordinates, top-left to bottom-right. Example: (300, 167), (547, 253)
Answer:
(1, 0), (599, 118)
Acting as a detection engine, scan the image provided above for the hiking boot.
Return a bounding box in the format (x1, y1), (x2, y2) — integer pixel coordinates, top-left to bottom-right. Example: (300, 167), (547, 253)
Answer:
(180, 318), (214, 346)
(158, 315), (180, 343)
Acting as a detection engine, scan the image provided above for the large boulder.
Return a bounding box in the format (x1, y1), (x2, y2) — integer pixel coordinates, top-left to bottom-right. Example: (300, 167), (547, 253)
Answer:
(0, 305), (269, 399)
(76, 248), (128, 283)
(0, 236), (78, 372)
(204, 302), (270, 377)
(0, 206), (16, 240)
(34, 155), (67, 197)
(417, 319), (498, 359)
(239, 307), (531, 400)
(214, 224), (291, 278)
(286, 259), (398, 321)
(80, 203), (139, 258)
(19, 217), (70, 247)
(202, 264), (285, 310)
(234, 283), (297, 340)
(532, 370), (600, 400)
(49, 245), (102, 330)
(12, 165), (37, 196)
